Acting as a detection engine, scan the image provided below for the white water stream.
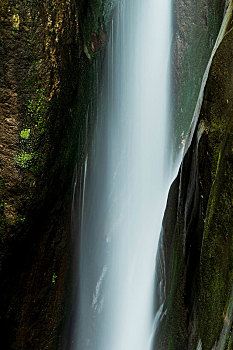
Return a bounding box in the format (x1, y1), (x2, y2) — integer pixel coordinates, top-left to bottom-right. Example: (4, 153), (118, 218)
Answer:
(71, 0), (173, 349)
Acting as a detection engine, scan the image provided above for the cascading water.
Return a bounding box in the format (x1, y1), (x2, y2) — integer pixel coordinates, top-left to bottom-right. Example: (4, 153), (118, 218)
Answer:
(70, 0), (173, 349)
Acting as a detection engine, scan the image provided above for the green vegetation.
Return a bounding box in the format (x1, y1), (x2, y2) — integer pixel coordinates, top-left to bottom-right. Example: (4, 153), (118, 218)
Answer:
(15, 89), (47, 169)
(52, 273), (57, 284)
(12, 27), (18, 34)
(27, 88), (46, 133)
(20, 128), (31, 139)
(199, 140), (233, 348)
(15, 151), (35, 168)
(0, 1), (117, 348)
(226, 329), (232, 350)
(197, 27), (233, 349)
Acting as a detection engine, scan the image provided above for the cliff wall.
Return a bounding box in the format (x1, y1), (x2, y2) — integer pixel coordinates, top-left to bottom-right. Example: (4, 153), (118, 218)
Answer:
(155, 2), (233, 349)
(171, 0), (226, 151)
(0, 0), (113, 348)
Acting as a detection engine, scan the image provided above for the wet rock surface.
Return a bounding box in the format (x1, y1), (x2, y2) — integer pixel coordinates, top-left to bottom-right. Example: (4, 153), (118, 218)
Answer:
(154, 6), (233, 350)
(0, 0), (112, 348)
(171, 0), (226, 151)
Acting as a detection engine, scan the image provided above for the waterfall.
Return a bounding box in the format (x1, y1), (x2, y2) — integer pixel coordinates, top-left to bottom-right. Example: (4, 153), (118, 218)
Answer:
(70, 0), (173, 349)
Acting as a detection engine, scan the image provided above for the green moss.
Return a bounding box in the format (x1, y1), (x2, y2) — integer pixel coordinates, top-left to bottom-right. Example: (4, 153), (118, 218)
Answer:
(52, 273), (57, 284)
(0, 0), (117, 348)
(16, 88), (47, 171)
(197, 28), (233, 347)
(198, 128), (233, 348)
(27, 88), (46, 124)
(15, 151), (35, 168)
(226, 328), (232, 350)
(20, 128), (31, 139)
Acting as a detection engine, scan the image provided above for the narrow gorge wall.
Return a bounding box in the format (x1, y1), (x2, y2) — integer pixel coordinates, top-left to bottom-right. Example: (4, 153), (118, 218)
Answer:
(1, 0), (232, 349)
(155, 2), (233, 349)
(171, 0), (226, 151)
(0, 0), (113, 348)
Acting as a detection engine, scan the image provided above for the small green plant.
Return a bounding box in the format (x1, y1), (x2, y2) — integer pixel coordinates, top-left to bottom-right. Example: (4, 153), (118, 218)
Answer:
(20, 128), (31, 139)
(20, 217), (26, 222)
(49, 4), (56, 11)
(27, 89), (47, 135)
(27, 89), (46, 120)
(15, 151), (34, 168)
(12, 27), (18, 34)
(226, 329), (232, 350)
(52, 273), (57, 284)
(16, 89), (46, 171)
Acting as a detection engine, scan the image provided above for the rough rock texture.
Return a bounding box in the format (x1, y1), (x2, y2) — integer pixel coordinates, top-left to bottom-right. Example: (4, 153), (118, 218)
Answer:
(0, 0), (113, 348)
(154, 5), (233, 350)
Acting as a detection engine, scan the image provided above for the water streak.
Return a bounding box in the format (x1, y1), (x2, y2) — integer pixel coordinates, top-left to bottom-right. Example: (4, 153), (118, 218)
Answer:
(71, 0), (173, 349)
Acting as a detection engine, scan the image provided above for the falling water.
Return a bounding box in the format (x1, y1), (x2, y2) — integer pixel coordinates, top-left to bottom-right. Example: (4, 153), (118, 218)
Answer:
(70, 0), (172, 349)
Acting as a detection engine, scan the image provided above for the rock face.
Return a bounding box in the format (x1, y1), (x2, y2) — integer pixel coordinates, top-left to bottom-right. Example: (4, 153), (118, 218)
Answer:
(1, 0), (232, 349)
(0, 0), (112, 348)
(154, 3), (233, 349)
(171, 0), (226, 151)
